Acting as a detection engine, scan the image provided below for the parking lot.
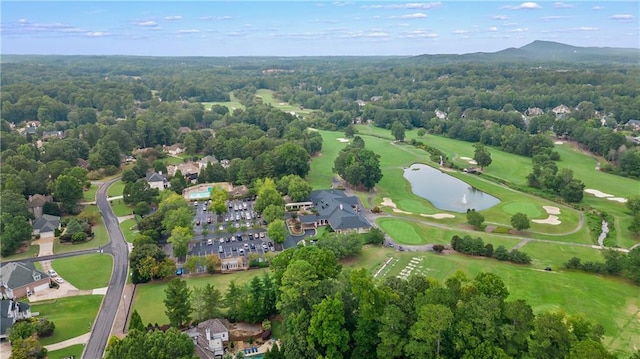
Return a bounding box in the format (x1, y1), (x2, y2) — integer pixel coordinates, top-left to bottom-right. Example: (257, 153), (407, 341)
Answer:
(188, 198), (275, 259)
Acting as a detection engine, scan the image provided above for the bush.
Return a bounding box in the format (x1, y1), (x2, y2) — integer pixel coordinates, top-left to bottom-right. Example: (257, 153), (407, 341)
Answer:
(371, 206), (381, 214)
(432, 244), (445, 253)
(72, 232), (88, 243)
(35, 318), (55, 337)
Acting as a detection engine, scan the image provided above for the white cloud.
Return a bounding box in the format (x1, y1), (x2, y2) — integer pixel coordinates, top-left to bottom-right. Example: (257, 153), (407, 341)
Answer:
(542, 15), (569, 20)
(572, 27), (599, 31)
(553, 2), (574, 8)
(509, 27), (528, 32)
(453, 29), (469, 34)
(178, 29), (201, 34)
(340, 30), (391, 39)
(85, 31), (111, 37)
(391, 13), (428, 19)
(489, 26), (498, 32)
(18, 18), (28, 24)
(363, 2), (441, 9)
(610, 14), (634, 20)
(398, 30), (438, 38)
(502, 2), (541, 10)
(592, 6), (603, 11)
(492, 15), (509, 20)
(199, 16), (233, 21)
(133, 20), (158, 27)
(164, 15), (182, 21)
(61, 28), (85, 33)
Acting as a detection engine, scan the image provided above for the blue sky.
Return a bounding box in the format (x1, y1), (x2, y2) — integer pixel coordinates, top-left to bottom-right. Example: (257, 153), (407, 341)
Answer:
(2, 1), (638, 56)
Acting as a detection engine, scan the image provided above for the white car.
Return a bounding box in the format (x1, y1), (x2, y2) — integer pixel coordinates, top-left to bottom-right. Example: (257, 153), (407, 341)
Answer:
(55, 277), (64, 283)
(48, 269), (58, 277)
(207, 239), (213, 245)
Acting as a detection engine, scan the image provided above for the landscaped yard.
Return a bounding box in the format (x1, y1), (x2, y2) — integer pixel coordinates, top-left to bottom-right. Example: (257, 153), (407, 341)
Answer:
(256, 89), (314, 116)
(83, 184), (98, 202)
(0, 243), (39, 262)
(119, 218), (139, 243)
(51, 254), (112, 290)
(46, 344), (84, 359)
(107, 180), (125, 198)
(30, 295), (103, 346)
(53, 206), (109, 254)
(133, 269), (270, 326)
(109, 199), (133, 217)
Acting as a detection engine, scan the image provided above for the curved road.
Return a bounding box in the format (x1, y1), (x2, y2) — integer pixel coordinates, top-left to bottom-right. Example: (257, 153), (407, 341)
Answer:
(82, 178), (129, 359)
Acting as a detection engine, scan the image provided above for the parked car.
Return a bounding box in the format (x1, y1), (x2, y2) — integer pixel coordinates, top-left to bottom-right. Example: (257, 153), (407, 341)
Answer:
(207, 239), (213, 245)
(219, 238), (225, 244)
(250, 243), (256, 250)
(207, 217), (212, 224)
(239, 248), (245, 255)
(55, 277), (64, 283)
(196, 220), (201, 226)
(176, 268), (183, 276)
(259, 232), (265, 238)
(262, 243), (268, 250)
(48, 269), (58, 277)
(225, 237), (231, 243)
(244, 243), (249, 249)
(232, 247), (237, 252)
(218, 246), (224, 253)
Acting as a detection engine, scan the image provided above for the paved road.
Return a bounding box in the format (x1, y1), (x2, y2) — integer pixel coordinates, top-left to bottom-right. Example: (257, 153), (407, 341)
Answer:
(83, 178), (129, 359)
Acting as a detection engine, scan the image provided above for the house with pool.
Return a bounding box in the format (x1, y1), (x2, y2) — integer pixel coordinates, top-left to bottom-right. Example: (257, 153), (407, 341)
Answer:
(183, 183), (249, 201)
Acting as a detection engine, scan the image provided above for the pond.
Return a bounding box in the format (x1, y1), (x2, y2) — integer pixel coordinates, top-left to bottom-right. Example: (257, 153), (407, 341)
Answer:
(402, 163), (501, 213)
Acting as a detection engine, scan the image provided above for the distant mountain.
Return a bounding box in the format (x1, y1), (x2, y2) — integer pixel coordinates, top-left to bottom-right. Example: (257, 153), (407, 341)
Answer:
(411, 40), (640, 65)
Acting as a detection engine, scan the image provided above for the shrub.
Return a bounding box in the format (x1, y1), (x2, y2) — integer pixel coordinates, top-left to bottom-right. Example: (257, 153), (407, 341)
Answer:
(432, 244), (445, 253)
(72, 232), (87, 243)
(35, 318), (55, 337)
(371, 206), (381, 213)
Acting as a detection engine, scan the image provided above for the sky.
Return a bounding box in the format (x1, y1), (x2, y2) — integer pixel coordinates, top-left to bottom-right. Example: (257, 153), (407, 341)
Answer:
(1, 1), (638, 56)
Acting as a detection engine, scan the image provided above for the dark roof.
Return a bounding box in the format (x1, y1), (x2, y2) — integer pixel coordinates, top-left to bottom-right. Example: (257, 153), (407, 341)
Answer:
(32, 214), (60, 233)
(0, 300), (13, 336)
(0, 262), (47, 289)
(299, 214), (318, 223)
(198, 318), (228, 334)
(627, 119), (640, 125)
(146, 172), (167, 183)
(308, 190), (371, 231)
(28, 194), (52, 208)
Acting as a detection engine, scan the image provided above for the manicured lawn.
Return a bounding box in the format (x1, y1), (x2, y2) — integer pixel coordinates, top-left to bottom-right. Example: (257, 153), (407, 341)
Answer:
(365, 249), (640, 357)
(46, 344), (84, 359)
(83, 184), (98, 202)
(0, 243), (39, 261)
(51, 254), (112, 290)
(133, 269), (270, 326)
(256, 89), (313, 116)
(519, 241), (604, 268)
(107, 180), (125, 198)
(110, 199), (133, 217)
(164, 156), (186, 165)
(120, 218), (139, 243)
(53, 206), (109, 254)
(30, 295), (103, 346)
(202, 92), (245, 111)
(306, 130), (350, 189)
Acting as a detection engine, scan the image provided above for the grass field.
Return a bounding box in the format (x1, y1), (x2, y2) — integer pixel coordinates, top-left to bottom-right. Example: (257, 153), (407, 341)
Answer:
(30, 295), (103, 346)
(202, 92), (245, 111)
(83, 184), (98, 202)
(107, 180), (125, 198)
(519, 241), (605, 268)
(255, 89), (314, 117)
(361, 247), (639, 357)
(47, 344), (84, 359)
(51, 254), (112, 290)
(53, 206), (109, 254)
(0, 243), (39, 261)
(133, 269), (269, 326)
(110, 199), (133, 217)
(120, 218), (139, 243)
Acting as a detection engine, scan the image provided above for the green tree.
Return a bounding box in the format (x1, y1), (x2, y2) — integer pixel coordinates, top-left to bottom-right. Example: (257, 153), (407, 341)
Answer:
(162, 206), (193, 235)
(417, 128), (427, 137)
(184, 256), (204, 273)
(267, 219), (287, 245)
(205, 254), (221, 274)
(406, 304), (454, 358)
(123, 180), (158, 205)
(53, 174), (83, 213)
(128, 310), (146, 332)
(391, 121), (406, 142)
(168, 226), (192, 261)
(376, 304), (408, 359)
(273, 143), (311, 178)
(287, 176), (312, 202)
(0, 215), (32, 256)
(262, 204), (284, 224)
(192, 283), (223, 322)
(164, 278), (192, 328)
(122, 169), (139, 184)
(170, 170), (188, 195)
(105, 327), (196, 359)
(208, 185), (228, 215)
(466, 209), (485, 229)
(510, 212), (530, 231)
(89, 140), (121, 169)
(529, 311), (576, 359)
(626, 196), (640, 215)
(254, 179), (285, 214)
(473, 143), (492, 170)
(7, 321), (35, 342)
(344, 125), (356, 138)
(9, 335), (47, 359)
(308, 293), (349, 359)
(364, 227), (385, 245)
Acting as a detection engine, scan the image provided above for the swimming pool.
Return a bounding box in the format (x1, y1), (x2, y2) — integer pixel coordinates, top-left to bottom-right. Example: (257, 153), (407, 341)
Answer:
(188, 187), (213, 199)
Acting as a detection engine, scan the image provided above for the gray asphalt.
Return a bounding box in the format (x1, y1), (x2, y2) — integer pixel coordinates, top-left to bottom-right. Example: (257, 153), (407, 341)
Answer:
(83, 179), (130, 359)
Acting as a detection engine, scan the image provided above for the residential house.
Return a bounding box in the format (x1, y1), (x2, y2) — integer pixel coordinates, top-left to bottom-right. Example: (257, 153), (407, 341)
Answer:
(219, 159), (231, 169)
(297, 190), (371, 234)
(435, 110), (447, 120)
(185, 319), (229, 359)
(552, 104), (571, 118)
(0, 299), (33, 340)
(525, 107), (544, 116)
(28, 194), (53, 219)
(167, 162), (200, 183)
(42, 130), (65, 140)
(0, 262), (50, 300)
(355, 100), (366, 108)
(626, 119), (640, 131)
(197, 156), (218, 172)
(177, 127), (192, 135)
(32, 214), (60, 237)
(145, 172), (168, 191)
(370, 96), (383, 102)
(164, 144), (184, 156)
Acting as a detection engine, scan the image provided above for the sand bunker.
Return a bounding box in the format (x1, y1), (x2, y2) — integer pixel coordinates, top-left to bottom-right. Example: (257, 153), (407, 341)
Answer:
(585, 189), (613, 198)
(460, 156), (472, 161)
(532, 206), (562, 225)
(336, 138), (350, 143)
(608, 197), (628, 203)
(420, 213), (455, 219)
(381, 197), (396, 208)
(532, 215), (561, 225)
(459, 156), (477, 165)
(542, 206), (560, 215)
(554, 141), (564, 145)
